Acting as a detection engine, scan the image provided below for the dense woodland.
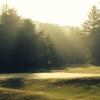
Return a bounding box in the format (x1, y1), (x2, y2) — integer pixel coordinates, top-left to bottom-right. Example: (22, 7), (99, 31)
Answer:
(0, 5), (100, 72)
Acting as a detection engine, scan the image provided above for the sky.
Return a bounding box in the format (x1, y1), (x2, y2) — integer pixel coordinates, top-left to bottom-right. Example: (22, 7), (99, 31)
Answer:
(0, 0), (100, 26)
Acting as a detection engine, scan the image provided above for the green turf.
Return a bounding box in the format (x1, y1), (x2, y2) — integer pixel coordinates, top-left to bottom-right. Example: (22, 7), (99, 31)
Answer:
(62, 65), (100, 73)
(0, 77), (100, 100)
(0, 87), (49, 100)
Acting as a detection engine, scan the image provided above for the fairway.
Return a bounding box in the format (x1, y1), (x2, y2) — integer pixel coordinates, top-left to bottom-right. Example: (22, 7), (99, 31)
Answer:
(0, 77), (100, 100)
(0, 72), (100, 79)
(0, 66), (100, 99)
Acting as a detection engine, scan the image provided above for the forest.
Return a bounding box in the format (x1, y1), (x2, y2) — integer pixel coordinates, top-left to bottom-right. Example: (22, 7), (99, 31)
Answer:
(0, 5), (100, 72)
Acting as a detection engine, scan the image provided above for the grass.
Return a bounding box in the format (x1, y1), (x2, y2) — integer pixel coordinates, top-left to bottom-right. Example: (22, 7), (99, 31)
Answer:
(0, 87), (49, 100)
(0, 65), (100, 100)
(0, 77), (100, 100)
(62, 65), (100, 73)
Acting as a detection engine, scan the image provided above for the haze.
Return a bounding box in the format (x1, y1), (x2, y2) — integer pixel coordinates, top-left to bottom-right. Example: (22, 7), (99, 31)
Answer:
(0, 0), (99, 26)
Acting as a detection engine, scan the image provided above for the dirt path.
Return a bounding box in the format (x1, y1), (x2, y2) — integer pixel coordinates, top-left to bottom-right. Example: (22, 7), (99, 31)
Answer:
(0, 72), (100, 79)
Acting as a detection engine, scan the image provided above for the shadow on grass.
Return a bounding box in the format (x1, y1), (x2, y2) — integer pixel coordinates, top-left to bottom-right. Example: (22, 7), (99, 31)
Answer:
(48, 77), (100, 87)
(0, 78), (24, 89)
(0, 87), (49, 100)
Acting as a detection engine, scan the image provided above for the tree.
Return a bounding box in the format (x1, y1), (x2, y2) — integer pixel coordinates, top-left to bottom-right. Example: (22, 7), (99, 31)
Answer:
(89, 27), (100, 65)
(12, 19), (39, 69)
(82, 5), (100, 34)
(0, 5), (21, 68)
(83, 5), (100, 65)
(39, 23), (88, 65)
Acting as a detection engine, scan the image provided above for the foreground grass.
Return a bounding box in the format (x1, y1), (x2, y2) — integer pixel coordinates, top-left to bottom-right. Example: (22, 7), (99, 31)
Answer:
(0, 87), (49, 100)
(0, 77), (100, 100)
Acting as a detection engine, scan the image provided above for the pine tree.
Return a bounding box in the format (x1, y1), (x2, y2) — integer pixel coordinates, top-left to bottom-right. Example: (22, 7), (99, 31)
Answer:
(82, 5), (100, 34)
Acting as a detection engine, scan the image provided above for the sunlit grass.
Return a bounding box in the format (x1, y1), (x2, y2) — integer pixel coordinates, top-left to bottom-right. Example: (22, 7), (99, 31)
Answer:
(62, 65), (100, 74)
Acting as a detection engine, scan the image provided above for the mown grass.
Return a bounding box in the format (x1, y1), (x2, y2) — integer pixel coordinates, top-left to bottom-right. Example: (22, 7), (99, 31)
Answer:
(63, 65), (100, 73)
(0, 77), (100, 100)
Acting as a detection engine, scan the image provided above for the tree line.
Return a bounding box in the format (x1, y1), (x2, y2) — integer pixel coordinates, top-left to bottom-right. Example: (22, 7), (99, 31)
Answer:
(0, 5), (100, 72)
(82, 5), (100, 65)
